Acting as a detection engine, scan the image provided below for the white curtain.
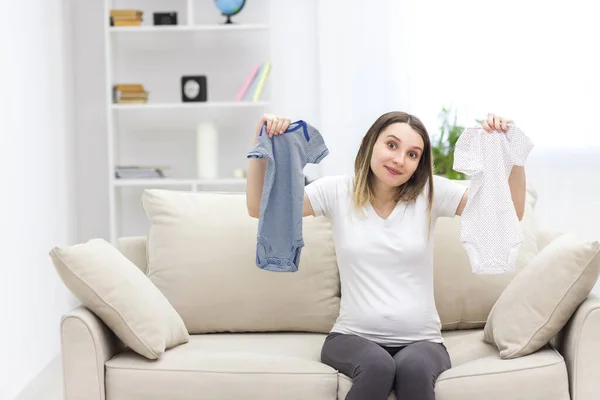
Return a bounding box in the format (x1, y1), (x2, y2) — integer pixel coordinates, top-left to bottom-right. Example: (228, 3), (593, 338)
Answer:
(316, 0), (412, 175)
(316, 0), (600, 177)
(406, 0), (600, 149)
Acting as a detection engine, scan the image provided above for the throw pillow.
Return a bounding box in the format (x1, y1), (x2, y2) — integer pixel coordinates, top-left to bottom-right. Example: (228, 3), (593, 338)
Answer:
(141, 189), (340, 334)
(483, 232), (600, 359)
(50, 238), (189, 359)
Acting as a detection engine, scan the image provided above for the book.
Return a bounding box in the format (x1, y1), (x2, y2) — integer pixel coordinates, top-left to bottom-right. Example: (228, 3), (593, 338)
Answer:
(117, 99), (148, 104)
(114, 84), (145, 91)
(111, 15), (143, 21)
(110, 10), (143, 17)
(115, 165), (170, 179)
(120, 91), (148, 99)
(235, 65), (260, 101)
(113, 84), (148, 103)
(109, 10), (143, 26)
(113, 20), (142, 27)
(251, 61), (271, 102)
(244, 63), (263, 102)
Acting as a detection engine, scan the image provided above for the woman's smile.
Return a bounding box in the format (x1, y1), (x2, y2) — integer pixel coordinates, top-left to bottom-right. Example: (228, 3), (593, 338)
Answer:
(385, 166), (402, 176)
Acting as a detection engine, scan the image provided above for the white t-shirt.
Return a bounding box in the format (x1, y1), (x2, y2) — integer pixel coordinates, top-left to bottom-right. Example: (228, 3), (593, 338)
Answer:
(305, 174), (466, 346)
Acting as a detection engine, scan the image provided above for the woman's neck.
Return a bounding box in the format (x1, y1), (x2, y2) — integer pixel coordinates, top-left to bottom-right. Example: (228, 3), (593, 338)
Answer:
(371, 181), (397, 206)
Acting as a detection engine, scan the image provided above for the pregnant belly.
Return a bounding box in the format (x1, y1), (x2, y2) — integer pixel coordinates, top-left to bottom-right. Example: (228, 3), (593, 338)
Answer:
(339, 307), (441, 338)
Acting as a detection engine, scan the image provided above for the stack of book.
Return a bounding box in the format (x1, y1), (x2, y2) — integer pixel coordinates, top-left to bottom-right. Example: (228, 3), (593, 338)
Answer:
(235, 61), (272, 102)
(115, 165), (171, 179)
(113, 84), (149, 104)
(110, 9), (143, 27)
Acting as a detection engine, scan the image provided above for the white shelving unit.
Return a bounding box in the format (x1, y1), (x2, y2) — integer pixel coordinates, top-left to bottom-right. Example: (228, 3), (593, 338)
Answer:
(104, 0), (271, 243)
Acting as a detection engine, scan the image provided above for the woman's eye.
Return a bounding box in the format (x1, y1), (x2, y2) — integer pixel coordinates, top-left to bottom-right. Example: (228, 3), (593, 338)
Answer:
(387, 142), (397, 149)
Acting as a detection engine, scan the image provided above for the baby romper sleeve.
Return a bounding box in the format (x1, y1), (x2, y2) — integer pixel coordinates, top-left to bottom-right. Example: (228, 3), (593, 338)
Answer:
(453, 128), (484, 177)
(304, 122), (330, 164)
(505, 124), (534, 166)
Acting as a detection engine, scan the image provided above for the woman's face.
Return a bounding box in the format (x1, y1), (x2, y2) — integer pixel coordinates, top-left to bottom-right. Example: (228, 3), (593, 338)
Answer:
(369, 122), (424, 189)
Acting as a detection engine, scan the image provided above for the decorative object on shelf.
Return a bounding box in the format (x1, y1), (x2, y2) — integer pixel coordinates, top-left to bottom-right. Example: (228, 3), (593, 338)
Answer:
(110, 9), (143, 27)
(112, 84), (148, 104)
(214, 0), (246, 24)
(233, 168), (247, 179)
(251, 61), (271, 102)
(181, 76), (207, 102)
(235, 64), (260, 101)
(153, 12), (178, 25)
(196, 121), (219, 178)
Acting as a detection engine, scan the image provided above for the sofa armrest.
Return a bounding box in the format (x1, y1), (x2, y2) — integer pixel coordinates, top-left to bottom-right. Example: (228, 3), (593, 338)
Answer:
(553, 293), (600, 400)
(60, 306), (124, 400)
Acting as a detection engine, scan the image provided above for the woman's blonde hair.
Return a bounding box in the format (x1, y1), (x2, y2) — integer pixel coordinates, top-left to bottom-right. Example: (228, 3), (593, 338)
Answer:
(353, 111), (435, 235)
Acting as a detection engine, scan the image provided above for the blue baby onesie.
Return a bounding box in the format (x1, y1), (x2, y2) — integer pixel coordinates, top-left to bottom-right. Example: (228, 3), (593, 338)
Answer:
(247, 120), (329, 272)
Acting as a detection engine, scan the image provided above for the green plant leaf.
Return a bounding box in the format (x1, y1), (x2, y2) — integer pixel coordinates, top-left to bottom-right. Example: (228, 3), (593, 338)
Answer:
(431, 106), (468, 180)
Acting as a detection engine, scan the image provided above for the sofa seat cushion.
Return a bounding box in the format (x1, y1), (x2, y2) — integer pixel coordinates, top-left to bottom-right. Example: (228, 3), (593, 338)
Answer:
(337, 329), (570, 400)
(435, 330), (570, 400)
(105, 333), (338, 400)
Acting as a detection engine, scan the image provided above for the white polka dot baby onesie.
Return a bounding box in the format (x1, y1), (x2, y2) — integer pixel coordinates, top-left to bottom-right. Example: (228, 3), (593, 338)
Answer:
(453, 124), (534, 274)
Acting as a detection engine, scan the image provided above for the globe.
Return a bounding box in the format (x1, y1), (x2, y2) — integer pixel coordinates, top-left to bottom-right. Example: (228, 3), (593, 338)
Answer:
(214, 0), (246, 24)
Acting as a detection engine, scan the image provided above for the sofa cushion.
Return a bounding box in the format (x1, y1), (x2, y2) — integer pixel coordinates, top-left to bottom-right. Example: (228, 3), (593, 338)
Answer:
(484, 232), (600, 359)
(117, 236), (147, 274)
(433, 180), (540, 330)
(141, 189), (340, 334)
(105, 333), (338, 400)
(49, 238), (189, 359)
(430, 330), (570, 400)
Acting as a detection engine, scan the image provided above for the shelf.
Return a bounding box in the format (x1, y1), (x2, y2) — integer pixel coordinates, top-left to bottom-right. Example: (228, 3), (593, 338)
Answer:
(112, 102), (270, 130)
(112, 101), (269, 110)
(109, 24), (269, 33)
(114, 178), (247, 187)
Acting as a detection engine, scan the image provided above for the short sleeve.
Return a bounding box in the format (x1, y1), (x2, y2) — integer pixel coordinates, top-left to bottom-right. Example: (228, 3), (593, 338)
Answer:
(453, 128), (483, 176)
(506, 125), (534, 166)
(247, 124), (272, 160)
(304, 175), (344, 218)
(304, 122), (330, 164)
(432, 174), (467, 219)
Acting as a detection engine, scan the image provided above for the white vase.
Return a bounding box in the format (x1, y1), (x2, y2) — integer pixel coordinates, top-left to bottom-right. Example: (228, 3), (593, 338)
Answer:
(196, 121), (219, 179)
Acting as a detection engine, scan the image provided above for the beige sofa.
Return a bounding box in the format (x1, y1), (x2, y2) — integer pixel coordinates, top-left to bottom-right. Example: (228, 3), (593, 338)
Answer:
(58, 183), (600, 400)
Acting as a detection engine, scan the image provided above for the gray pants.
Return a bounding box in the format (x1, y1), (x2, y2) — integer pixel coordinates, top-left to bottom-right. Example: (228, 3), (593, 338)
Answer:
(321, 332), (451, 400)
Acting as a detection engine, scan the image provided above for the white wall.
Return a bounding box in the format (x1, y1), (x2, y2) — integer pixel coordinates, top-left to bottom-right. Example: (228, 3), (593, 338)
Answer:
(71, 0), (111, 242)
(0, 0), (79, 398)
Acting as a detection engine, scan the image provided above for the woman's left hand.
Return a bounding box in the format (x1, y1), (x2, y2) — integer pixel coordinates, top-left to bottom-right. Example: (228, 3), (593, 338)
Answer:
(481, 113), (514, 133)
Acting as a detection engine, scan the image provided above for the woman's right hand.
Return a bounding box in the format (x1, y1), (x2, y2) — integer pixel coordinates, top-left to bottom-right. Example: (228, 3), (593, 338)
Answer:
(254, 113), (292, 142)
